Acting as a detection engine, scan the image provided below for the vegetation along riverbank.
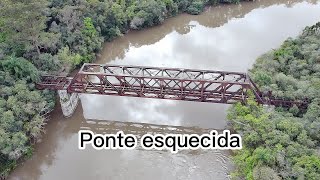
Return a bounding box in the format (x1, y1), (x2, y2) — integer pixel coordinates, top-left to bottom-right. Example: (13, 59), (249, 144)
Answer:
(228, 23), (320, 180)
(0, 0), (250, 178)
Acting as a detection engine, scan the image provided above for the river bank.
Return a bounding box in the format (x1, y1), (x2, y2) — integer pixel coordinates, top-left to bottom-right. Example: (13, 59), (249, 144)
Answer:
(6, 0), (320, 179)
(0, 1), (248, 178)
(228, 23), (320, 179)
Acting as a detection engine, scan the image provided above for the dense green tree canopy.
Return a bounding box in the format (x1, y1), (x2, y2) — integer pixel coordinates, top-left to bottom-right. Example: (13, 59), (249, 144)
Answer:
(0, 0), (60, 57)
(0, 56), (54, 177)
(0, 0), (261, 178)
(228, 23), (320, 180)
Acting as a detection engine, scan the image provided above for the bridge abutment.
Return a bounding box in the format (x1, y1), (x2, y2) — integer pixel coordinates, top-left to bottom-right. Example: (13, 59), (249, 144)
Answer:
(58, 90), (79, 117)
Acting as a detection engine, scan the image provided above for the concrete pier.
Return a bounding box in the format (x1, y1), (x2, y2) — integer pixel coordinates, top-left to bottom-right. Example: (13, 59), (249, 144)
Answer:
(58, 90), (79, 117)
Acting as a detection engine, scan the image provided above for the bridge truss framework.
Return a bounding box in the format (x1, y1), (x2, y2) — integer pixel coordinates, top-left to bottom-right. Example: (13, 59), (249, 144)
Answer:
(36, 64), (308, 109)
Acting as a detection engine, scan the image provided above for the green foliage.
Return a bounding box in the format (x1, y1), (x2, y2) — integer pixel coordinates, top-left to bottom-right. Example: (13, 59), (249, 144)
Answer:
(220, 0), (241, 3)
(0, 0), (252, 177)
(252, 71), (272, 87)
(293, 155), (320, 180)
(0, 56), (39, 83)
(79, 17), (102, 63)
(253, 166), (281, 180)
(129, 0), (166, 30)
(0, 0), (59, 57)
(186, 1), (204, 15)
(0, 156), (16, 179)
(0, 56), (50, 177)
(229, 23), (320, 180)
(0, 35), (6, 45)
(83, 17), (98, 37)
(57, 46), (82, 70)
(37, 53), (61, 72)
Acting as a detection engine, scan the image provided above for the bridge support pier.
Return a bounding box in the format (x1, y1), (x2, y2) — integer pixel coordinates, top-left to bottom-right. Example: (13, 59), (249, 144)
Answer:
(58, 90), (79, 117)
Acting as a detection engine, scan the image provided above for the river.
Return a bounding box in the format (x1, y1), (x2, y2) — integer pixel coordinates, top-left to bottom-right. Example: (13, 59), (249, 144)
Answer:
(9, 0), (320, 179)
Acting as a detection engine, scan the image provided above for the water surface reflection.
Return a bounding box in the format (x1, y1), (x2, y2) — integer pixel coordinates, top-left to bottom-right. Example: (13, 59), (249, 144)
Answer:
(87, 0), (320, 129)
(9, 1), (320, 179)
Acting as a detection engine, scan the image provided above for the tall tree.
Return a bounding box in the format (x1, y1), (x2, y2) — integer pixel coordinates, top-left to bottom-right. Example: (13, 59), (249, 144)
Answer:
(0, 0), (58, 56)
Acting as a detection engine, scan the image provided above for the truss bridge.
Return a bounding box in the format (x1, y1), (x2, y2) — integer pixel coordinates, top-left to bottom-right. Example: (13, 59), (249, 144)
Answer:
(36, 63), (308, 110)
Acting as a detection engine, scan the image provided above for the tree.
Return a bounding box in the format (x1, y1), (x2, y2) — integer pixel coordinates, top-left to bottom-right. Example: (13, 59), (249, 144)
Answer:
(253, 166), (281, 180)
(57, 46), (82, 70)
(0, 0), (59, 56)
(186, 1), (204, 15)
(229, 23), (320, 180)
(130, 0), (166, 30)
(293, 155), (320, 180)
(0, 56), (39, 83)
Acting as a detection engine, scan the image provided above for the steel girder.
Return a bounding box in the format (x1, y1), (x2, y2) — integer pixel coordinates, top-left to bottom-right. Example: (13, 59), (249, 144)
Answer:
(68, 64), (251, 104)
(36, 64), (308, 108)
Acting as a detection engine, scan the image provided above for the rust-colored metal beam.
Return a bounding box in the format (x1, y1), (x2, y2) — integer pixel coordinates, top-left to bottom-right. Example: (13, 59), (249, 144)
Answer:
(36, 64), (308, 109)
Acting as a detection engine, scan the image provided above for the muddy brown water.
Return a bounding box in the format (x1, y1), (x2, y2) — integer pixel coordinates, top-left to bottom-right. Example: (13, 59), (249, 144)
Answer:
(9, 0), (320, 179)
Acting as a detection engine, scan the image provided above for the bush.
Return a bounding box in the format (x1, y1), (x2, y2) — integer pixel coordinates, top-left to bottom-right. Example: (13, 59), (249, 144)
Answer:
(253, 166), (281, 180)
(186, 1), (204, 15)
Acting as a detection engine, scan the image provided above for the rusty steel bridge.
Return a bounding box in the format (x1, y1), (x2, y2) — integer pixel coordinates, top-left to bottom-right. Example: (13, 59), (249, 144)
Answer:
(36, 63), (308, 109)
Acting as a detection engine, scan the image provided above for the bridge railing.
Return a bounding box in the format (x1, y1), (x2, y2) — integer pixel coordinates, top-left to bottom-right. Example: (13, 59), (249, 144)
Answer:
(36, 75), (71, 90)
(79, 63), (249, 83)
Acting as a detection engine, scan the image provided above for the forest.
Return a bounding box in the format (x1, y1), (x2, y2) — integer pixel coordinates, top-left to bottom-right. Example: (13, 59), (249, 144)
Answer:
(228, 23), (320, 180)
(0, 0), (248, 177)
